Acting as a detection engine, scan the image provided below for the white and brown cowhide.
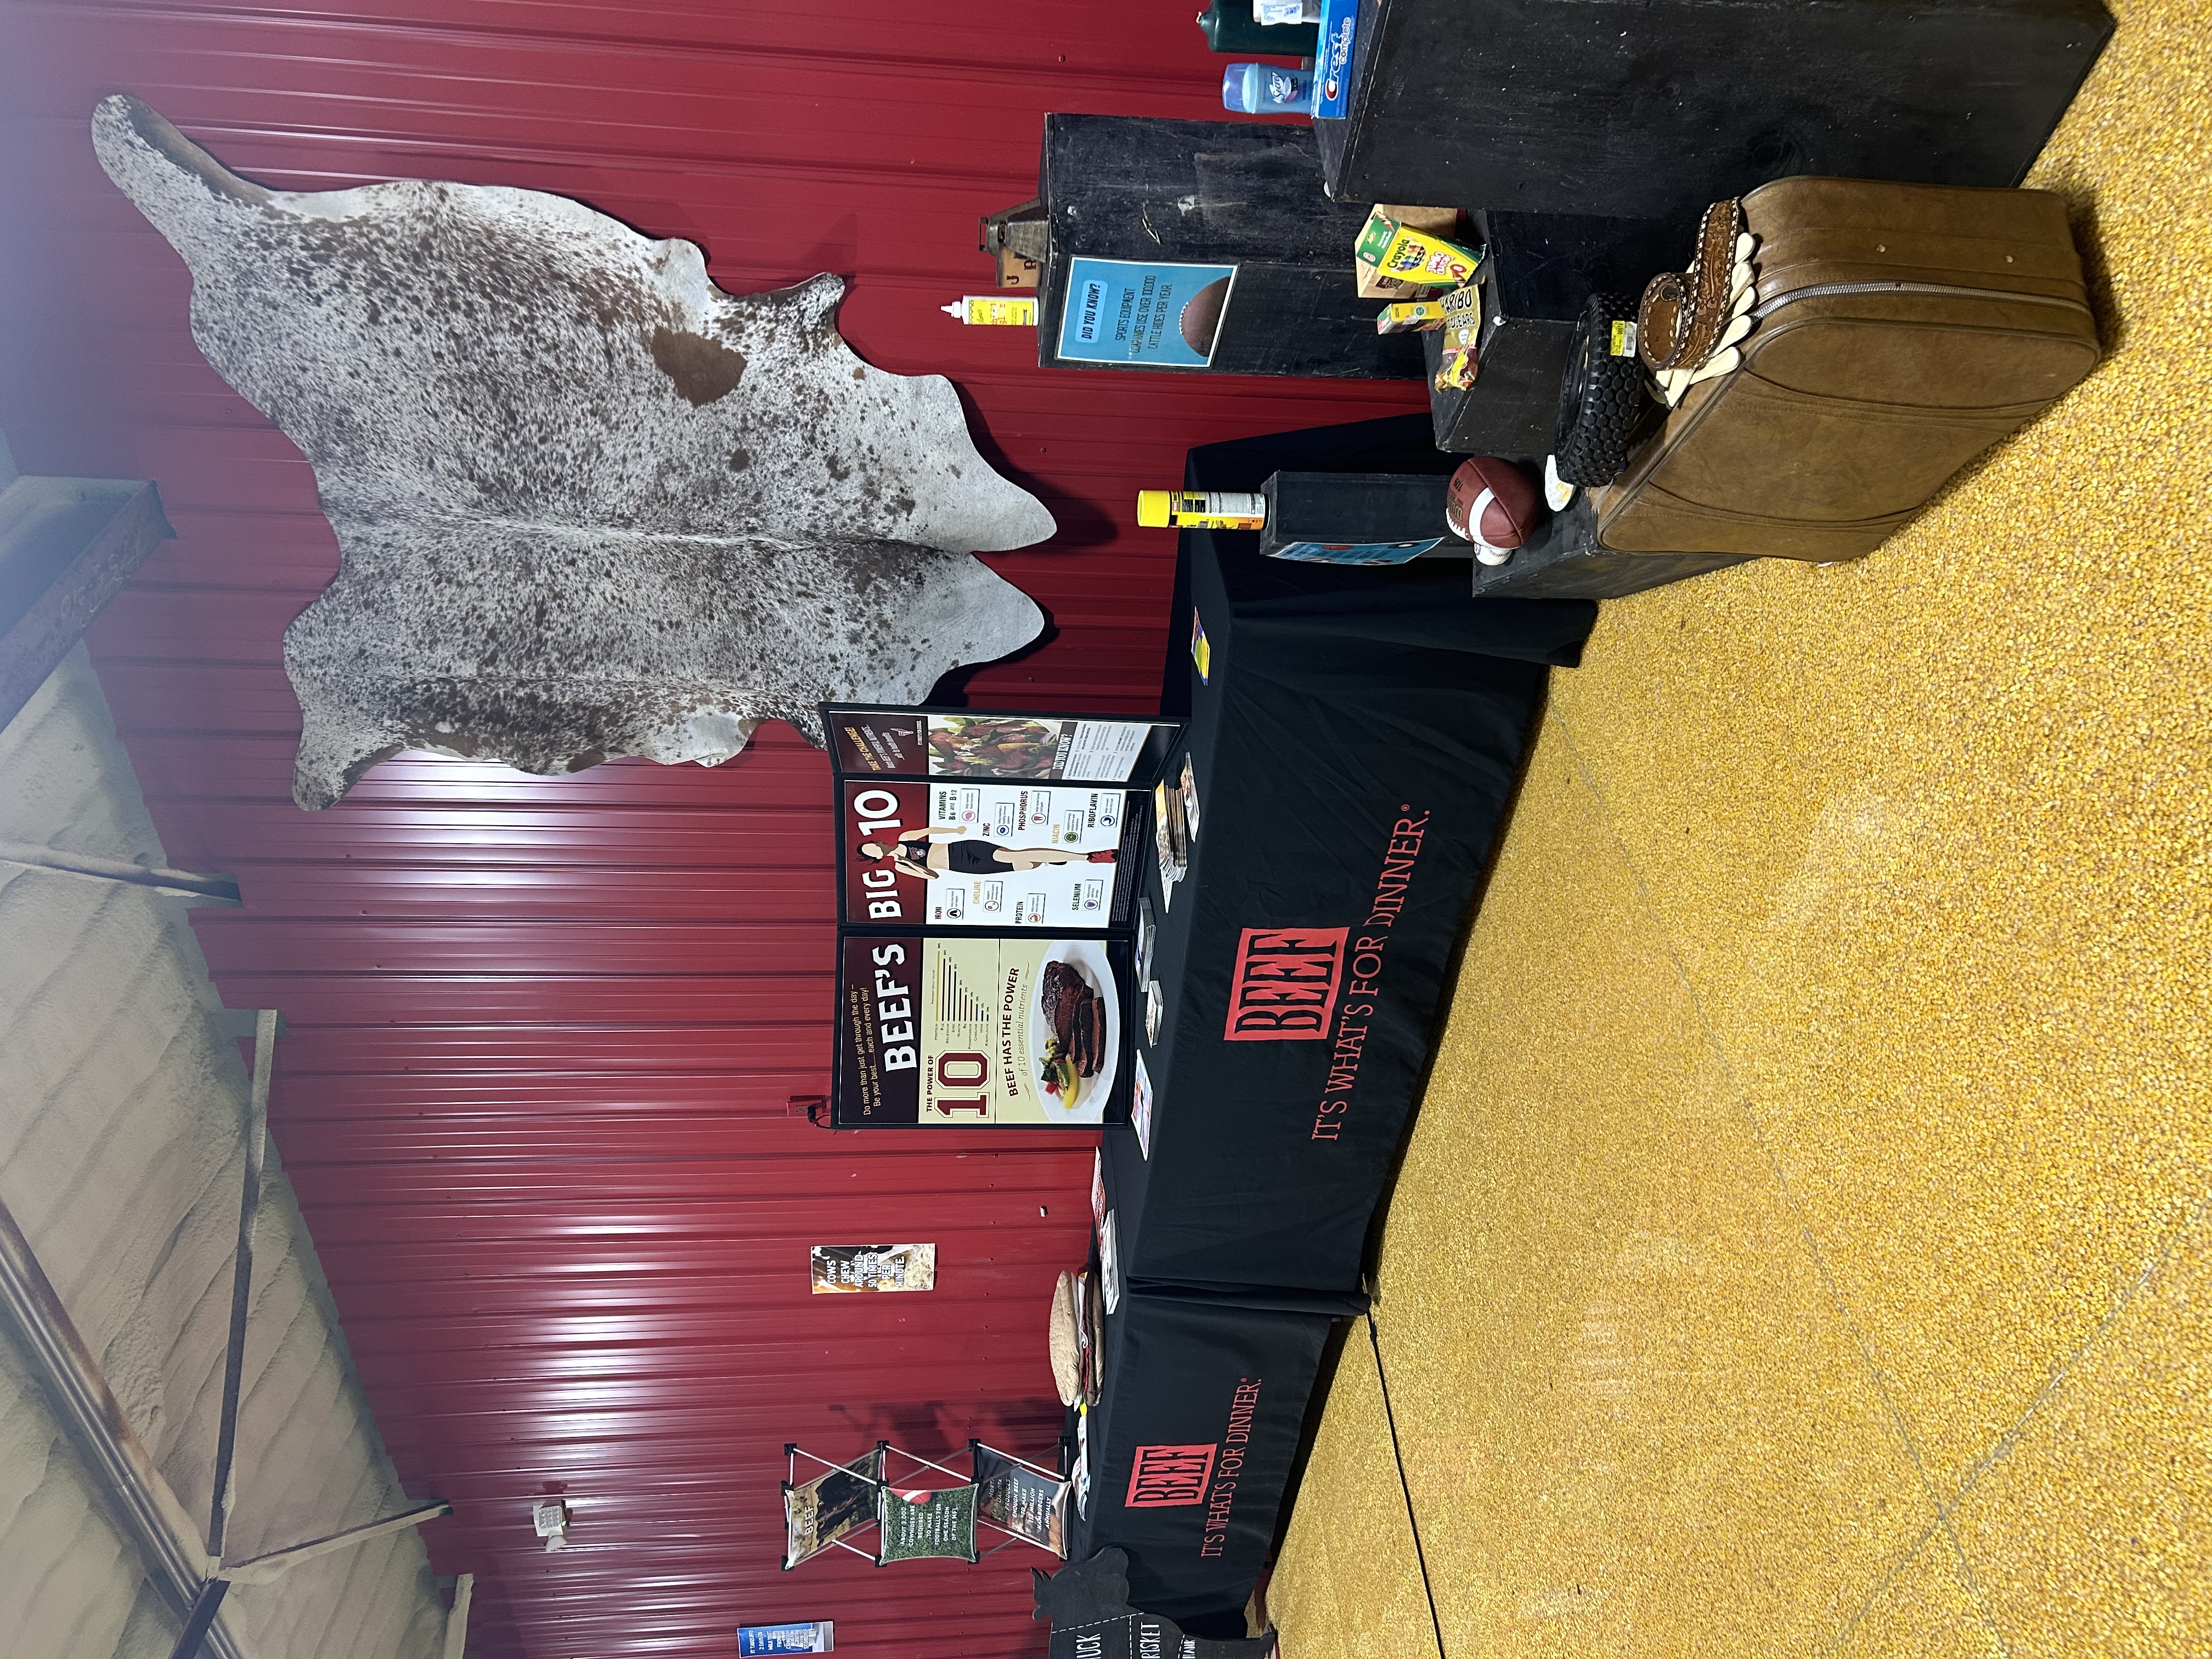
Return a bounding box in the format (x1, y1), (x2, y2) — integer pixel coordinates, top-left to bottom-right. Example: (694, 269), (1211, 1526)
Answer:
(91, 95), (1055, 809)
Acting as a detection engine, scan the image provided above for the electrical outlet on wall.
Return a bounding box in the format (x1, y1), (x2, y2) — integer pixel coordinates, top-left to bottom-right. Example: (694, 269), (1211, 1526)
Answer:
(532, 1499), (569, 1550)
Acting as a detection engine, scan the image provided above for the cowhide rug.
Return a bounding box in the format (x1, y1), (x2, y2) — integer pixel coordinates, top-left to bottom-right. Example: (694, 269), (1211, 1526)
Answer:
(91, 95), (1055, 809)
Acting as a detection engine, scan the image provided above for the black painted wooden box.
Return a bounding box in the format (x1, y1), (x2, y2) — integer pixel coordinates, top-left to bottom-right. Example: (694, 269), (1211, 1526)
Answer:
(1427, 209), (1689, 454)
(1315, 0), (2112, 222)
(1035, 115), (1424, 380)
(1258, 470), (1468, 555)
(1467, 492), (1751, 600)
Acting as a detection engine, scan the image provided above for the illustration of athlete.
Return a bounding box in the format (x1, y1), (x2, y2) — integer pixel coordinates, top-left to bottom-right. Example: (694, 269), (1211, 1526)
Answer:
(859, 828), (1116, 883)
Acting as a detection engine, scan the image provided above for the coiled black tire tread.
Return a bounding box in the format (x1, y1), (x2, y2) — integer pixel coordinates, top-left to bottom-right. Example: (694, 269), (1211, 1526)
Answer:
(1553, 291), (1644, 487)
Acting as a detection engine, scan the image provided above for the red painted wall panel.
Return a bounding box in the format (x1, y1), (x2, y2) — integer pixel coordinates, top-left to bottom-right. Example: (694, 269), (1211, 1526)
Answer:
(0, 3), (1421, 1655)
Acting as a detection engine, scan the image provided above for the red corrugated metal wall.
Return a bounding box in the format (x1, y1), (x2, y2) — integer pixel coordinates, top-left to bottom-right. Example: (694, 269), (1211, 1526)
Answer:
(0, 4), (1420, 1655)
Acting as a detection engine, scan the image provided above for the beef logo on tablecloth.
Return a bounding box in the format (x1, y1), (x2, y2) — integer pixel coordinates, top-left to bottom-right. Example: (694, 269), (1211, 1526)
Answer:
(1124, 1443), (1215, 1508)
(1223, 927), (1348, 1041)
(1211, 813), (1438, 1143)
(1110, 1378), (1265, 1556)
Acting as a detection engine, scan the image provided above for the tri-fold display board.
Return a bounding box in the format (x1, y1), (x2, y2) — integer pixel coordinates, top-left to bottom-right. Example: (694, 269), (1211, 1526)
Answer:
(823, 705), (1181, 1131)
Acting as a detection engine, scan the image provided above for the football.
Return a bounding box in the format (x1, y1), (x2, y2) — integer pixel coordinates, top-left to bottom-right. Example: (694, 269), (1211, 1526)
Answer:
(1178, 278), (1231, 355)
(1445, 456), (1542, 550)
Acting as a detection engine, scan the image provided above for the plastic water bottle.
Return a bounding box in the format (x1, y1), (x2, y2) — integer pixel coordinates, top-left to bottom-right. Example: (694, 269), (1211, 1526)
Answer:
(1221, 61), (1316, 116)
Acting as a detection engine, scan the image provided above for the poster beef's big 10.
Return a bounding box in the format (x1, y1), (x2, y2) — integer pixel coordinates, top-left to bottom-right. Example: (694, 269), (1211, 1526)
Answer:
(820, 704), (1177, 1130)
(835, 934), (1131, 1128)
(836, 778), (1143, 933)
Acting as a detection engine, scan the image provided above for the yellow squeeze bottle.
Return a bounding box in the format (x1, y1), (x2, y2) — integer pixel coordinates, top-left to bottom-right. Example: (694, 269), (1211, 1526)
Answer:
(942, 295), (1038, 326)
(1136, 490), (1266, 531)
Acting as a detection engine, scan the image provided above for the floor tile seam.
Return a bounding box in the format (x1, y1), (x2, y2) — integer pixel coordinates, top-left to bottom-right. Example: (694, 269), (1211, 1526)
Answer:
(1934, 1507), (2016, 1659)
(1307, 1314), (1435, 1656)
(1815, 1515), (1944, 1659)
(1544, 703), (1974, 1645)
(1736, 1093), (2016, 1658)
(1941, 1180), (2212, 1525)
(1364, 1319), (1451, 1659)
(1282, 1499), (1355, 1659)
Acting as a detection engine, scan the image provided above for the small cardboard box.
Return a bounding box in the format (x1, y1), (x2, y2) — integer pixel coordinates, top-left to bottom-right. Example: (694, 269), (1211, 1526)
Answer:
(1356, 210), (1484, 287)
(1375, 298), (1449, 333)
(1356, 262), (1430, 301)
(1381, 204), (1464, 236)
(1355, 206), (1474, 295)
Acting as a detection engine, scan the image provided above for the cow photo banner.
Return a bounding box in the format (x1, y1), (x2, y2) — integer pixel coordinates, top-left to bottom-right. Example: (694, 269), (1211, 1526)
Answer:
(834, 934), (1130, 1128)
(838, 779), (1144, 931)
(809, 1244), (936, 1293)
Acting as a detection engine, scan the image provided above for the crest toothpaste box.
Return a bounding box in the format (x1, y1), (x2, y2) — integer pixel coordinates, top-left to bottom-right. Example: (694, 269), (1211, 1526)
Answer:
(1311, 0), (1361, 120)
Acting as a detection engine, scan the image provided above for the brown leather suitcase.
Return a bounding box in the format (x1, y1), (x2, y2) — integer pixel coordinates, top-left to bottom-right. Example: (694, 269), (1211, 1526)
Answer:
(1589, 177), (2100, 564)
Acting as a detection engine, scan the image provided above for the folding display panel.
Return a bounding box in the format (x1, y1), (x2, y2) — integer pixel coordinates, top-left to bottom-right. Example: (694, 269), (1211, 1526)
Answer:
(784, 1442), (1064, 1568)
(822, 703), (1173, 1131)
(876, 1486), (978, 1565)
(970, 1441), (1069, 1558)
(781, 1446), (885, 1569)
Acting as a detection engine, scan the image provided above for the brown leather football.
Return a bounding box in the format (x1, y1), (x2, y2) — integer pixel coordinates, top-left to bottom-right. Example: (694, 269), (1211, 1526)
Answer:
(1445, 456), (1542, 550)
(1179, 278), (1231, 355)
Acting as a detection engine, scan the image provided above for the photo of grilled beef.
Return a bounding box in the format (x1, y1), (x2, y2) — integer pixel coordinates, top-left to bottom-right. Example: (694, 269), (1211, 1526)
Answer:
(1078, 989), (1105, 1075)
(1040, 959), (1084, 1042)
(1039, 958), (1105, 1077)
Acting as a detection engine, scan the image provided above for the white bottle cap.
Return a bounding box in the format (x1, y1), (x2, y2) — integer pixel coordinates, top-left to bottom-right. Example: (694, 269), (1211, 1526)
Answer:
(941, 301), (965, 320)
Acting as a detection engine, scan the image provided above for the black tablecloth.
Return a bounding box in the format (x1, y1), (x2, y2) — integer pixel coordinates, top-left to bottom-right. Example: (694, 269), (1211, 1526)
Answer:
(1073, 417), (1595, 1629)
(1109, 418), (1595, 1297)
(1068, 1291), (1339, 1633)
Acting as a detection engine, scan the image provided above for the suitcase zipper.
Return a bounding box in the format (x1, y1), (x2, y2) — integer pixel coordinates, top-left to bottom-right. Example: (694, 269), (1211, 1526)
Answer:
(1751, 280), (2094, 321)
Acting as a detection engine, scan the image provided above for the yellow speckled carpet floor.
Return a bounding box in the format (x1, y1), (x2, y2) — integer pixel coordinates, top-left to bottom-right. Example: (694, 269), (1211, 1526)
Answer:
(1265, 3), (2210, 1654)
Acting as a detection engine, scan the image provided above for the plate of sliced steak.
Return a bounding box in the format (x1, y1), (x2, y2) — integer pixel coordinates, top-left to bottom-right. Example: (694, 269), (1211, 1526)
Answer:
(1029, 941), (1119, 1121)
